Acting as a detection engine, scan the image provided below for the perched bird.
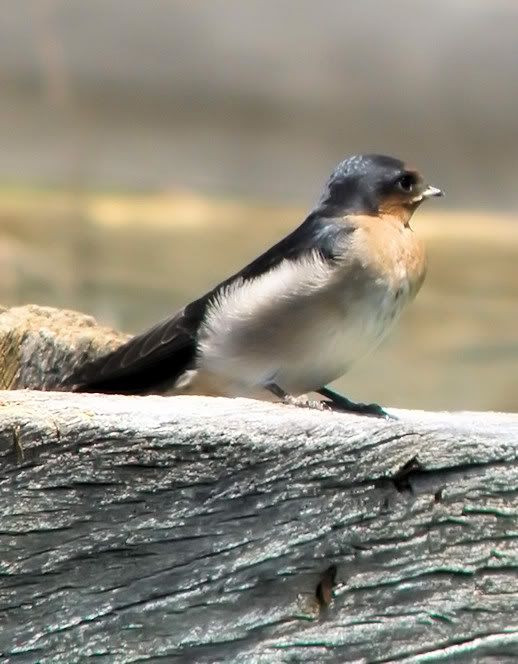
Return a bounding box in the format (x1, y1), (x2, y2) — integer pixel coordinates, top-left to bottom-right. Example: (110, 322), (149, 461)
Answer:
(65, 154), (442, 416)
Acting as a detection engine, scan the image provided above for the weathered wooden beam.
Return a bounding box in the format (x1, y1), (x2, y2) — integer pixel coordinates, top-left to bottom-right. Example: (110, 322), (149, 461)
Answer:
(1, 390), (517, 662)
(0, 304), (127, 391)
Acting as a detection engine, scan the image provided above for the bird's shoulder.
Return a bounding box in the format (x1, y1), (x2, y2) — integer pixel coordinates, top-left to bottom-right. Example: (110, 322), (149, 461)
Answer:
(198, 212), (361, 314)
(229, 212), (359, 283)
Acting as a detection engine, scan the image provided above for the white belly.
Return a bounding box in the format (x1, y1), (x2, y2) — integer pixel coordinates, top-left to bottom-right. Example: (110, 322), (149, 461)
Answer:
(197, 253), (411, 396)
(272, 282), (408, 392)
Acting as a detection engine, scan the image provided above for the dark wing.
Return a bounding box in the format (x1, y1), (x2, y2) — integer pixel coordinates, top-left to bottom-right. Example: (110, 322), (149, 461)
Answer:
(65, 299), (205, 394)
(66, 211), (354, 394)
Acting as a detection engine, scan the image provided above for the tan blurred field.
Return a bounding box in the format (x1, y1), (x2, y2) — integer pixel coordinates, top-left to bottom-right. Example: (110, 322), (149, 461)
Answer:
(1, 188), (517, 412)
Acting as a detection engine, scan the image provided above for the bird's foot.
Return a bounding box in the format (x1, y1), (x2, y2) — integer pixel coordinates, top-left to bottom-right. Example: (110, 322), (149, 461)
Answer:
(265, 383), (394, 418)
(265, 383), (329, 411)
(317, 387), (394, 419)
(283, 394), (330, 411)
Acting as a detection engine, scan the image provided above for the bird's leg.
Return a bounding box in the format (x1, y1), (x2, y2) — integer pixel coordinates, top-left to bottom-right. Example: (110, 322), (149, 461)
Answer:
(265, 383), (329, 411)
(317, 386), (393, 419)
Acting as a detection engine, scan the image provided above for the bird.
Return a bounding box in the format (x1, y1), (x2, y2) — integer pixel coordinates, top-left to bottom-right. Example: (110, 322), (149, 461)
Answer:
(64, 154), (443, 416)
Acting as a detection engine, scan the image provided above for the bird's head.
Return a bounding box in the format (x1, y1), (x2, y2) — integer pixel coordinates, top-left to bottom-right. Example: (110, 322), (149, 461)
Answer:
(317, 154), (443, 224)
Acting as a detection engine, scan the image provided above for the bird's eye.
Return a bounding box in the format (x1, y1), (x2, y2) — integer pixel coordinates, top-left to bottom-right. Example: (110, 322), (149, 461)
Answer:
(396, 174), (416, 192)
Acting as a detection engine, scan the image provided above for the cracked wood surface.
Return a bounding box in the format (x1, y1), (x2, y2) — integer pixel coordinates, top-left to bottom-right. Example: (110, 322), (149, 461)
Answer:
(0, 390), (517, 663)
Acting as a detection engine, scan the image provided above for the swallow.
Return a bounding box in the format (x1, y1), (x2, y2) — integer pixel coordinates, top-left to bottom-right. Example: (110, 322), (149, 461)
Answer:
(64, 154), (443, 416)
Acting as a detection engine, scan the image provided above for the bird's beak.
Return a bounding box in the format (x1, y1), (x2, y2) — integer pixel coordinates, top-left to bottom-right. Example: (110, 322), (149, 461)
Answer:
(411, 185), (444, 204)
(421, 185), (444, 199)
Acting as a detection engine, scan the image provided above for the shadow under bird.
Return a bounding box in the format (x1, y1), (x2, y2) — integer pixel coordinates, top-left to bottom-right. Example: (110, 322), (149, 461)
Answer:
(65, 154), (443, 416)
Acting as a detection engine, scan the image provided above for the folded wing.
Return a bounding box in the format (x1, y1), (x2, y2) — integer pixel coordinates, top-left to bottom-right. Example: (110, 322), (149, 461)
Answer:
(65, 212), (351, 394)
(65, 300), (204, 394)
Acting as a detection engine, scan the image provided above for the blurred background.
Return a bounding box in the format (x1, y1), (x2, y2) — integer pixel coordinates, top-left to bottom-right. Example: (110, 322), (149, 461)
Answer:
(1, 0), (517, 411)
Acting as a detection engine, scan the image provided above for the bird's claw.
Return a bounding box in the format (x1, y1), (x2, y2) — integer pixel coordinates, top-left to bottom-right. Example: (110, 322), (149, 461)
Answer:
(331, 400), (395, 419)
(317, 387), (395, 419)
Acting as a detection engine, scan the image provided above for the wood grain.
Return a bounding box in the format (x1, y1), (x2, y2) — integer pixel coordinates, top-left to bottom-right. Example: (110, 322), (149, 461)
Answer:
(1, 391), (517, 662)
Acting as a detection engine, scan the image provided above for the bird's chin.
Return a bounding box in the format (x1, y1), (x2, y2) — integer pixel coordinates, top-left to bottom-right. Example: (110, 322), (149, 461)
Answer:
(379, 203), (417, 227)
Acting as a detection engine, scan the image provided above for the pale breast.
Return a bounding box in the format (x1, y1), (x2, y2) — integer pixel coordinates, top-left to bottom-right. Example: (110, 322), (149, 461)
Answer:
(350, 215), (427, 302)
